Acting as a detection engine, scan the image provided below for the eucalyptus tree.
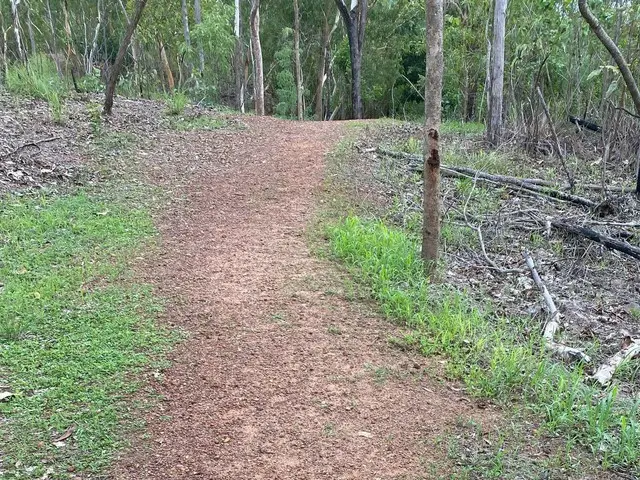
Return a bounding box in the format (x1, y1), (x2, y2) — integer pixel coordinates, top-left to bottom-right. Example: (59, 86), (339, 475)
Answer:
(422, 0), (443, 271)
(334, 0), (368, 119)
(250, 0), (265, 115)
(487, 0), (507, 147)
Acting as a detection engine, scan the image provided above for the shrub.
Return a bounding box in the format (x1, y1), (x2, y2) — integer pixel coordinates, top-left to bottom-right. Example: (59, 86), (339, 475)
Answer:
(165, 91), (189, 116)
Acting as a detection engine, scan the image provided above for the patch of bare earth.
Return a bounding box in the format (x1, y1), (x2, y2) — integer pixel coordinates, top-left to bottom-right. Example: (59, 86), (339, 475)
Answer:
(113, 117), (496, 479)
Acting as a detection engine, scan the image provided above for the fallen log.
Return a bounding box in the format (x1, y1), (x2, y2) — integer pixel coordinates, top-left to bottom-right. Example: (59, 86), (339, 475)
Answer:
(524, 253), (591, 363)
(550, 220), (640, 261)
(376, 148), (612, 206)
(590, 337), (640, 386)
(569, 115), (602, 133)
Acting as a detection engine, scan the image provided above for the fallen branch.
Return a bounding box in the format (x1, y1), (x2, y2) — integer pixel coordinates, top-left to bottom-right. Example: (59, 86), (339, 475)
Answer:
(551, 220), (640, 261)
(1, 137), (62, 161)
(590, 337), (640, 386)
(524, 253), (591, 363)
(376, 148), (603, 207)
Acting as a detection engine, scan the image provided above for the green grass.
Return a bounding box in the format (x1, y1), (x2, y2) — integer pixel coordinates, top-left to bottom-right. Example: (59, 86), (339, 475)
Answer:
(327, 216), (640, 473)
(0, 192), (174, 477)
(164, 91), (189, 116)
(6, 55), (67, 123)
(441, 120), (485, 135)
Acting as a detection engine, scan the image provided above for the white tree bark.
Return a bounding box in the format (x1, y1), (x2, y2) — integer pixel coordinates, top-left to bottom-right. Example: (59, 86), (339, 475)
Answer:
(250, 0), (265, 115)
(181, 0), (193, 78)
(234, 0), (245, 112)
(293, 0), (303, 120)
(194, 0), (205, 75)
(10, 0), (25, 63)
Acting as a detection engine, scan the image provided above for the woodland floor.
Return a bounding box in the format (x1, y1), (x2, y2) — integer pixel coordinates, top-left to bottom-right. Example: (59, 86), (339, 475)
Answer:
(3, 95), (630, 479)
(110, 116), (502, 479)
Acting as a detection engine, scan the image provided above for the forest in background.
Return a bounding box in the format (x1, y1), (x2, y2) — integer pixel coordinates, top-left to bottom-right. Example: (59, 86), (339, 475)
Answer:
(1, 0), (639, 125)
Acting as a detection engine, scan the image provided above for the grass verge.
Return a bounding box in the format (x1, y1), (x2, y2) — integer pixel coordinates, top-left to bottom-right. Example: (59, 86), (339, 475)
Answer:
(0, 191), (174, 478)
(326, 216), (640, 473)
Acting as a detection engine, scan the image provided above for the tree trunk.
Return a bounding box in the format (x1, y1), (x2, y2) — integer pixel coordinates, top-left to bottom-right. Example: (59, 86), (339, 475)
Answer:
(103, 0), (148, 115)
(250, 0), (265, 116)
(422, 0), (444, 273)
(26, 4), (36, 57)
(315, 11), (339, 121)
(10, 0), (25, 63)
(334, 0), (368, 119)
(234, 0), (245, 112)
(194, 0), (205, 75)
(87, 0), (103, 74)
(293, 0), (303, 120)
(578, 0), (640, 116)
(159, 38), (175, 91)
(45, 0), (62, 76)
(0, 10), (8, 79)
(487, 0), (508, 147)
(181, 0), (193, 79)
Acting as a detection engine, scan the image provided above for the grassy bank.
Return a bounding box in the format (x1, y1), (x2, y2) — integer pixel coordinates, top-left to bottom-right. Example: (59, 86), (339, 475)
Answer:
(326, 215), (640, 474)
(0, 191), (173, 477)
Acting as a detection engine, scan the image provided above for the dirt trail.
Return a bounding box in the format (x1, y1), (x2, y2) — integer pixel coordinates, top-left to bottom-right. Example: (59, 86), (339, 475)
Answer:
(114, 117), (493, 479)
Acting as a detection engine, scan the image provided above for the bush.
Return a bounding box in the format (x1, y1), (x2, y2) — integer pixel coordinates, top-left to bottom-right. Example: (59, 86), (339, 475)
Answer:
(165, 91), (189, 116)
(5, 55), (67, 122)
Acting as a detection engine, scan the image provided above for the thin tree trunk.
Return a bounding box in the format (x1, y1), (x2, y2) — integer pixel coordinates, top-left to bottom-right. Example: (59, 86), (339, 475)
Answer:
(46, 0), (62, 76)
(88, 0), (103, 74)
(104, 0), (148, 115)
(250, 0), (265, 116)
(234, 0), (245, 112)
(194, 0), (205, 75)
(487, 0), (508, 147)
(293, 0), (303, 120)
(0, 11), (8, 79)
(422, 0), (444, 273)
(181, 0), (193, 80)
(578, 0), (640, 116)
(10, 0), (25, 63)
(159, 38), (175, 91)
(26, 3), (36, 57)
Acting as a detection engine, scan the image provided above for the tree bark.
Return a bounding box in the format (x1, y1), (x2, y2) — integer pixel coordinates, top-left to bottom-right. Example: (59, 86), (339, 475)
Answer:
(234, 0), (245, 112)
(159, 38), (175, 91)
(250, 0), (265, 116)
(293, 0), (303, 120)
(578, 0), (640, 116)
(26, 3), (36, 57)
(103, 0), (148, 115)
(315, 10), (339, 121)
(194, 0), (205, 75)
(487, 0), (508, 147)
(10, 0), (25, 63)
(334, 0), (368, 119)
(422, 0), (444, 273)
(87, 0), (103, 74)
(181, 0), (193, 79)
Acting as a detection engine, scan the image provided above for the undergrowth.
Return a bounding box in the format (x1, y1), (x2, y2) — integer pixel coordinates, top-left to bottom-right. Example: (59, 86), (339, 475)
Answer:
(0, 192), (174, 477)
(5, 55), (66, 123)
(327, 216), (640, 473)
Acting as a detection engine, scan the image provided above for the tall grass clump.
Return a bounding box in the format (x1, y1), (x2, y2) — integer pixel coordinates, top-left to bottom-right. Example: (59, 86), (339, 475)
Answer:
(5, 55), (66, 122)
(165, 90), (190, 116)
(327, 216), (640, 472)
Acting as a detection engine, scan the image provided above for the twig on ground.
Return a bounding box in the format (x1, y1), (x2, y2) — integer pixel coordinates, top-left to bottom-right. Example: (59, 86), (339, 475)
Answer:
(523, 252), (591, 363)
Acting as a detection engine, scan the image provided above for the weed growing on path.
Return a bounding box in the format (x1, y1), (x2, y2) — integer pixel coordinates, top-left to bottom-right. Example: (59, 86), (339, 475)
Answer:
(0, 192), (174, 477)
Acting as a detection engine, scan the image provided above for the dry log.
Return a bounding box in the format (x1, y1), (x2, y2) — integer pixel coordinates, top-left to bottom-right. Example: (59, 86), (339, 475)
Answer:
(550, 220), (640, 261)
(524, 253), (591, 363)
(376, 148), (613, 206)
(590, 338), (640, 386)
